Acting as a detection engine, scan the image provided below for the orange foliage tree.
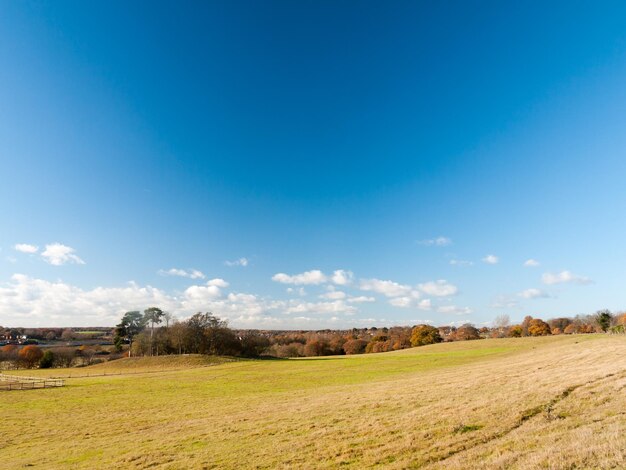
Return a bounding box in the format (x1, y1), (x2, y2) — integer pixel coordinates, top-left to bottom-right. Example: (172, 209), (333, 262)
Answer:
(528, 319), (551, 336)
(410, 325), (442, 347)
(342, 339), (368, 355)
(564, 324), (576, 334)
(18, 345), (43, 369)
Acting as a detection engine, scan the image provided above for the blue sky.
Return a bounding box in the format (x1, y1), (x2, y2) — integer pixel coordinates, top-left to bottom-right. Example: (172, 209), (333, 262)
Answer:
(2, 1), (626, 328)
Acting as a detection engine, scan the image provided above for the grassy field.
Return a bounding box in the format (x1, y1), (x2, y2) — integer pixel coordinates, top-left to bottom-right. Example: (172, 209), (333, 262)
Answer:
(1, 335), (624, 469)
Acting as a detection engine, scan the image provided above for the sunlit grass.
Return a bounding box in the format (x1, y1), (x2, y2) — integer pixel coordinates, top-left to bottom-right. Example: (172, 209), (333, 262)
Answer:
(1, 334), (624, 469)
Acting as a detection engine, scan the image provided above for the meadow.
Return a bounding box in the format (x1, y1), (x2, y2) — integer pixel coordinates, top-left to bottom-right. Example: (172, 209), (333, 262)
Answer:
(1, 334), (624, 469)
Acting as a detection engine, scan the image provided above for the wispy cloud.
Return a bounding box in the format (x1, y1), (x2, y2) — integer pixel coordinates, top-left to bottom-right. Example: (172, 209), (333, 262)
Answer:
(437, 305), (473, 315)
(518, 288), (550, 299)
(388, 297), (431, 310)
(482, 254), (499, 265)
(272, 270), (327, 285)
(542, 270), (592, 285)
(14, 243), (39, 254)
(286, 287), (307, 296)
(449, 259), (473, 267)
(417, 236), (451, 247)
(41, 243), (85, 266)
(158, 268), (205, 279)
(319, 288), (347, 300)
(284, 300), (357, 315)
(359, 278), (411, 297)
(490, 295), (520, 309)
(225, 257), (249, 267)
(346, 296), (375, 303)
(418, 280), (458, 297)
(523, 259), (540, 267)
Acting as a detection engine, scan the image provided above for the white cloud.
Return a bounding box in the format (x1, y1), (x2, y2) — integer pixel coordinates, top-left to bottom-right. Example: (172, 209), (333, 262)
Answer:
(184, 284), (223, 301)
(41, 243), (85, 266)
(418, 280), (458, 297)
(388, 296), (431, 310)
(389, 297), (412, 308)
(158, 268), (205, 279)
(183, 279), (230, 304)
(417, 299), (432, 310)
(207, 278), (229, 288)
(14, 244), (39, 254)
(272, 270), (327, 285)
(319, 290), (347, 300)
(418, 236), (452, 247)
(541, 271), (592, 285)
(482, 254), (499, 265)
(0, 274), (176, 326)
(359, 278), (412, 297)
(0, 274), (363, 328)
(331, 269), (354, 285)
(490, 295), (520, 309)
(449, 259), (473, 267)
(225, 257), (249, 267)
(519, 288), (550, 299)
(284, 300), (357, 315)
(523, 259), (540, 267)
(286, 287), (307, 296)
(437, 305), (473, 315)
(347, 296), (376, 303)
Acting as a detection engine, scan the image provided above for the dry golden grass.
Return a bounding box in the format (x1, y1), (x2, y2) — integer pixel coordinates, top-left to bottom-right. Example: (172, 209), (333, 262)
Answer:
(0, 334), (624, 469)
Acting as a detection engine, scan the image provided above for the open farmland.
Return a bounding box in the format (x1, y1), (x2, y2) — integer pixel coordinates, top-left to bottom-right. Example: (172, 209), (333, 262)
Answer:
(1, 335), (625, 469)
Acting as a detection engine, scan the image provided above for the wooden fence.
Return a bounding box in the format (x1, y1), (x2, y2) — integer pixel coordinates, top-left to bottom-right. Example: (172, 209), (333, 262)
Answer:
(0, 374), (65, 391)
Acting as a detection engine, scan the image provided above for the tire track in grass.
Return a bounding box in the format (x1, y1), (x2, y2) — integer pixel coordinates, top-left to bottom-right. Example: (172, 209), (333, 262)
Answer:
(420, 370), (624, 468)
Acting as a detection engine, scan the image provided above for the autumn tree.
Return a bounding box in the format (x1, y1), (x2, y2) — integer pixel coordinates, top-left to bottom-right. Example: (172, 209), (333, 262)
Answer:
(19, 345), (43, 368)
(492, 315), (510, 338)
(548, 317), (572, 332)
(0, 344), (18, 368)
(410, 325), (442, 347)
(453, 324), (481, 341)
(169, 320), (187, 355)
(521, 316), (533, 336)
(304, 339), (330, 356)
(238, 331), (270, 357)
(343, 339), (368, 355)
(53, 347), (76, 367)
(508, 325), (523, 337)
(528, 318), (551, 336)
(564, 324), (576, 334)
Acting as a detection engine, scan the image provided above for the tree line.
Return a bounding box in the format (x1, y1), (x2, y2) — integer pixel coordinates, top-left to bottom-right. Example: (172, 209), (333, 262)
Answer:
(113, 309), (269, 358)
(1, 309), (624, 369)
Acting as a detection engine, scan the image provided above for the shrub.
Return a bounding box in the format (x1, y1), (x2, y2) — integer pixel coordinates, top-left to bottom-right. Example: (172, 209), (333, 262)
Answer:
(595, 310), (613, 332)
(39, 350), (54, 369)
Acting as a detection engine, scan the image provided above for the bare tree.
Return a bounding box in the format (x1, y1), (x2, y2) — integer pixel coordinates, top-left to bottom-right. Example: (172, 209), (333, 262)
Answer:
(493, 315), (510, 337)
